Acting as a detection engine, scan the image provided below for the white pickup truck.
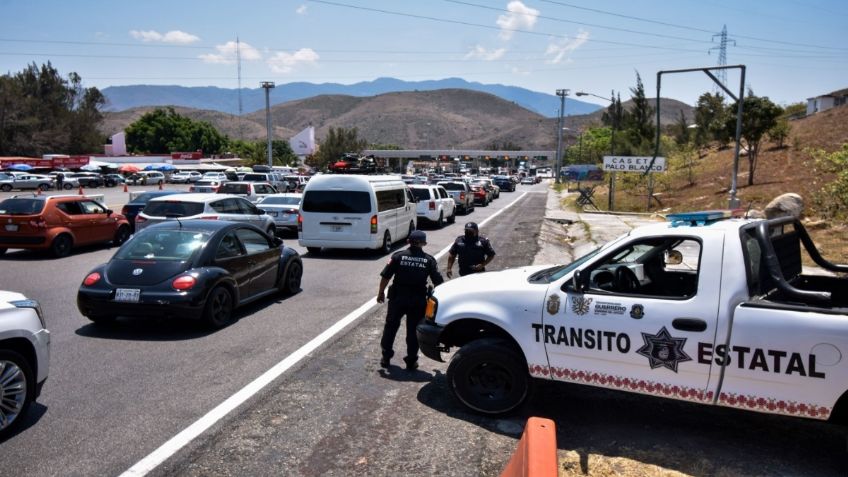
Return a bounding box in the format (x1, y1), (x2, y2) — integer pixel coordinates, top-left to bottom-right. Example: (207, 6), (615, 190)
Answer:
(417, 211), (848, 422)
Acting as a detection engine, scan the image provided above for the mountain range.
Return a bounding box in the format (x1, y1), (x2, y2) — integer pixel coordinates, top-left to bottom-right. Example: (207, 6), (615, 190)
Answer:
(101, 88), (694, 151)
(101, 77), (603, 118)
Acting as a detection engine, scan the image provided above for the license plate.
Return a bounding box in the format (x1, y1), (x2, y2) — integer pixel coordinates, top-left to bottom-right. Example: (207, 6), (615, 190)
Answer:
(4, 224), (18, 231)
(115, 288), (141, 302)
(332, 225), (343, 232)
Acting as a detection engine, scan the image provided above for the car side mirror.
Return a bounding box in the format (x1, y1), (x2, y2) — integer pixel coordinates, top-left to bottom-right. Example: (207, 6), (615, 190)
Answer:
(106, 209), (114, 216)
(273, 237), (283, 246)
(256, 208), (265, 215)
(665, 250), (683, 265)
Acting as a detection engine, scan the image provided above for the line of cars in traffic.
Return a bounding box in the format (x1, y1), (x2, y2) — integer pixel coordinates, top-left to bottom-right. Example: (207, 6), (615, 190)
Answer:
(0, 171), (127, 192)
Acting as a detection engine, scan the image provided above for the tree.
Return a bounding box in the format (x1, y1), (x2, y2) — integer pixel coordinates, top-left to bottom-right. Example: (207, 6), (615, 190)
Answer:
(226, 139), (298, 166)
(673, 109), (690, 146)
(768, 118), (790, 148)
(0, 62), (105, 156)
(724, 94), (782, 186)
(125, 107), (226, 154)
(619, 72), (655, 155)
(693, 92), (730, 148)
(309, 127), (367, 170)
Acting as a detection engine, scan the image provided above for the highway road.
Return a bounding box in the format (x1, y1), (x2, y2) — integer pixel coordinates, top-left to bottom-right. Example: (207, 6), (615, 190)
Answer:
(1, 182), (845, 477)
(0, 182), (546, 476)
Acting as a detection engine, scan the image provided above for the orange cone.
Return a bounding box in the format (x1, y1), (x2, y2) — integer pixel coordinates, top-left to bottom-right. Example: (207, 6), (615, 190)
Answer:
(158, 181), (163, 190)
(123, 183), (128, 193)
(78, 185), (84, 195)
(37, 187), (42, 195)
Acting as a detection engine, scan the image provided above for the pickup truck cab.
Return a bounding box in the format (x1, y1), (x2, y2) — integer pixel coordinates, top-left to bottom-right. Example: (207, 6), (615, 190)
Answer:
(418, 211), (848, 422)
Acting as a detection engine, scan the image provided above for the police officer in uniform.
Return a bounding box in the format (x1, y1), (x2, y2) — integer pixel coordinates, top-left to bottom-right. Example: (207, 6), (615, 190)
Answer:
(377, 230), (444, 370)
(446, 222), (496, 278)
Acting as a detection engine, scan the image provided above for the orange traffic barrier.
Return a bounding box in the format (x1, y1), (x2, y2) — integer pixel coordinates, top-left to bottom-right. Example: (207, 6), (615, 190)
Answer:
(78, 185), (84, 195)
(500, 417), (557, 477)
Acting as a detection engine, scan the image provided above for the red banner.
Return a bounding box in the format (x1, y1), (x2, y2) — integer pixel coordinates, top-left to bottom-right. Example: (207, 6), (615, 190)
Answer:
(0, 156), (90, 168)
(171, 152), (203, 160)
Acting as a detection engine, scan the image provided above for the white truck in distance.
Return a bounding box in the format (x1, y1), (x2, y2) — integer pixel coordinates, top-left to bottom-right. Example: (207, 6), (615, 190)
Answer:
(417, 211), (848, 422)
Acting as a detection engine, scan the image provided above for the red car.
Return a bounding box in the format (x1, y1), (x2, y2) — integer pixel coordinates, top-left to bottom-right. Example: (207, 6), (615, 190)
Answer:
(470, 185), (489, 206)
(0, 194), (131, 257)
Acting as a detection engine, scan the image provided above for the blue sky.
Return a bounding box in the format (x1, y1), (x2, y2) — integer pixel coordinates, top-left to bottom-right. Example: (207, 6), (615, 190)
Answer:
(1, 0), (845, 111)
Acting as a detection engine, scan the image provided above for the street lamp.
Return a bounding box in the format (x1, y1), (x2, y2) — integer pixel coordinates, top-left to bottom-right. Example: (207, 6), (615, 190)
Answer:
(555, 89), (569, 183)
(576, 90), (618, 210)
(260, 81), (275, 167)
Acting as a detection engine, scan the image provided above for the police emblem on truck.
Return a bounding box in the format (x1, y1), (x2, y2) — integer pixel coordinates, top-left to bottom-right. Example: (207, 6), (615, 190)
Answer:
(546, 295), (560, 315)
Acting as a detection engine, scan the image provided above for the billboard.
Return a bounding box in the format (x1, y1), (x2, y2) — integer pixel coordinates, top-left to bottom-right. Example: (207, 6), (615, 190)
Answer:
(561, 164), (604, 182)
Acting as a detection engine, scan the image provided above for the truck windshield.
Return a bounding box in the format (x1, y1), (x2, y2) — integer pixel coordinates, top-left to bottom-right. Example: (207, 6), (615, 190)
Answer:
(529, 247), (603, 284)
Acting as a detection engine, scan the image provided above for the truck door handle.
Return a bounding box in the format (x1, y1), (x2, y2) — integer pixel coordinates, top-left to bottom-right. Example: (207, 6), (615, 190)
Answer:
(672, 318), (707, 332)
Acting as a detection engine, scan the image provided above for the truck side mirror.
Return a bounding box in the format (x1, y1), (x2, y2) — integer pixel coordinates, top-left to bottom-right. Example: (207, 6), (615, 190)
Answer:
(665, 250), (683, 265)
(571, 269), (587, 293)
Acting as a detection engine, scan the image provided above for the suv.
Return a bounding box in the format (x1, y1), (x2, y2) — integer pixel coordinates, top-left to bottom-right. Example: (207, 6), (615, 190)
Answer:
(217, 182), (278, 202)
(492, 176), (515, 192)
(242, 172), (290, 192)
(70, 172), (104, 188)
(47, 172), (81, 190)
(136, 193), (277, 236)
(190, 179), (225, 193)
(0, 174), (54, 192)
(0, 290), (50, 438)
(0, 194), (131, 257)
(410, 184), (456, 228)
(437, 181), (475, 215)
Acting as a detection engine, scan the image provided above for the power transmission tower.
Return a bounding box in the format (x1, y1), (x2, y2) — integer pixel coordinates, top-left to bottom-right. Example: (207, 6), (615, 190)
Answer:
(709, 25), (735, 95)
(237, 36), (244, 139)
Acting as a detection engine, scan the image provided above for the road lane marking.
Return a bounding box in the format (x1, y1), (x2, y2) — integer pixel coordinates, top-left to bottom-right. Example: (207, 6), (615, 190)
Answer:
(120, 190), (533, 476)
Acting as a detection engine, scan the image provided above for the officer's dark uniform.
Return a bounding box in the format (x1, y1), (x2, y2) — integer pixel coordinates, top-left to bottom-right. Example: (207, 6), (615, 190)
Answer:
(379, 232), (443, 368)
(449, 235), (496, 276)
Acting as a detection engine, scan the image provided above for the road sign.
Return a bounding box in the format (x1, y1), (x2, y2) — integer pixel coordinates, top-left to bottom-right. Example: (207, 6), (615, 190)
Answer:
(602, 156), (666, 172)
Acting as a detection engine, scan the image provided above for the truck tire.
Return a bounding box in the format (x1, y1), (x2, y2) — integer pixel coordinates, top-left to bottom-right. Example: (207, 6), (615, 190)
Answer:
(446, 338), (530, 415)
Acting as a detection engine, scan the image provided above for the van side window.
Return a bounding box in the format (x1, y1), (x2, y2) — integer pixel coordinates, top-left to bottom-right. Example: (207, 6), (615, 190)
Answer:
(376, 190), (404, 211)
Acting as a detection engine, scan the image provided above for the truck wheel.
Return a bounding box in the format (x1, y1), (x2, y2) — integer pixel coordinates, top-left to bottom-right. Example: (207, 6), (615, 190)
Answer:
(447, 209), (456, 224)
(447, 339), (530, 415)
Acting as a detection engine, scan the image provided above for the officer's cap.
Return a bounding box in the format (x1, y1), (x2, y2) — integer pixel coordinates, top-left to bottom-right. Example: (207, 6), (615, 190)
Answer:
(464, 222), (478, 231)
(409, 230), (427, 243)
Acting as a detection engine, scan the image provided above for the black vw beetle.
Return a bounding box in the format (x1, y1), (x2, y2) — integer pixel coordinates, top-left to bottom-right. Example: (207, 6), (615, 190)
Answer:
(77, 220), (302, 328)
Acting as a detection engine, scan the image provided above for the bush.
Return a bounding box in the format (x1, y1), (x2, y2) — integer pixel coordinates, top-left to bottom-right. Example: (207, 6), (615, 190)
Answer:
(810, 144), (848, 220)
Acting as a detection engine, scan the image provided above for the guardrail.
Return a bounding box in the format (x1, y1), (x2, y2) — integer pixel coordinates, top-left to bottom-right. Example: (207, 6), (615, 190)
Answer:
(499, 417), (557, 477)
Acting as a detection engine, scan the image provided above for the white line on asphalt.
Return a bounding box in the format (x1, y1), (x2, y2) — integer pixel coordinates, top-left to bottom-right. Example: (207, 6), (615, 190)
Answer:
(120, 190), (533, 476)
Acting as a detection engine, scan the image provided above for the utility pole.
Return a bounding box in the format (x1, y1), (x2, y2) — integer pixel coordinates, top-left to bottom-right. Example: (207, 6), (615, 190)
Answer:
(555, 89), (569, 183)
(260, 81), (275, 167)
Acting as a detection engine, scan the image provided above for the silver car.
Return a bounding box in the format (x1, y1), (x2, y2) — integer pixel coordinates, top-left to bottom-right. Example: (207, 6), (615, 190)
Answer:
(1, 174), (55, 192)
(255, 193), (302, 232)
(136, 193), (277, 236)
(0, 290), (50, 438)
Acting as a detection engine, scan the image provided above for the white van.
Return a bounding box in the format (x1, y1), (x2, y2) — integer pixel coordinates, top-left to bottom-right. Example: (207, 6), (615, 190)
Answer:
(298, 175), (416, 254)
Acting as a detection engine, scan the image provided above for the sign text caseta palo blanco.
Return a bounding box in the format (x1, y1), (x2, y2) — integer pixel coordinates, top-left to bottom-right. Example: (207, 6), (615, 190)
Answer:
(416, 211), (848, 421)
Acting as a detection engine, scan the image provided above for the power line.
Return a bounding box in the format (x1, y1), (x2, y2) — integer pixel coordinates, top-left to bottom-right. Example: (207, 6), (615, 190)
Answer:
(540, 0), (848, 51)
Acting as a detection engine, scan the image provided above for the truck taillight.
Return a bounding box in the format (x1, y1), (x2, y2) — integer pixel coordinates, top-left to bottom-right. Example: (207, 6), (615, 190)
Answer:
(297, 213), (303, 232)
(429, 201), (435, 210)
(459, 192), (465, 200)
(370, 215), (378, 234)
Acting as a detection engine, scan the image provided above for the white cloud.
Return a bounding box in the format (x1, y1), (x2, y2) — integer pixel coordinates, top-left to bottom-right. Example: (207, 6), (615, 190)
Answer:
(465, 45), (507, 61)
(496, 1), (539, 40)
(129, 29), (200, 44)
(267, 48), (319, 73)
(199, 41), (262, 65)
(545, 31), (589, 64)
(296, 4), (307, 14)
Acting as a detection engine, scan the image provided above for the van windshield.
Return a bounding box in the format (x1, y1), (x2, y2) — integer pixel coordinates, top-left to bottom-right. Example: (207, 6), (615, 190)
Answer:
(302, 190), (370, 213)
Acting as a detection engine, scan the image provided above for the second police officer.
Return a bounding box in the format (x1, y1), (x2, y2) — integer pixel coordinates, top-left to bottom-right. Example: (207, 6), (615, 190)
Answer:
(446, 222), (496, 278)
(376, 230), (444, 370)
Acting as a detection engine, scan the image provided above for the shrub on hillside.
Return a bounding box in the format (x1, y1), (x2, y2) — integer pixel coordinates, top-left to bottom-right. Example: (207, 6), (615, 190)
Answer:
(810, 144), (848, 220)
